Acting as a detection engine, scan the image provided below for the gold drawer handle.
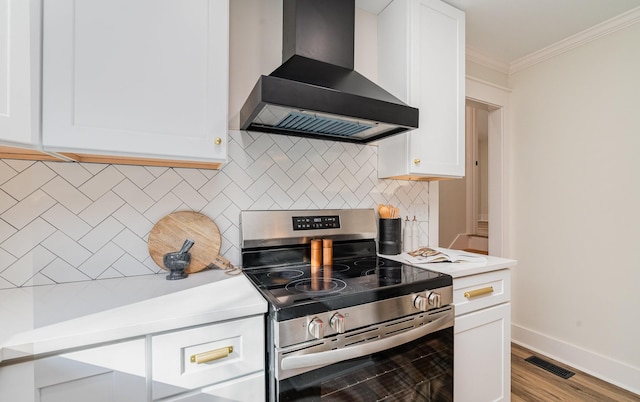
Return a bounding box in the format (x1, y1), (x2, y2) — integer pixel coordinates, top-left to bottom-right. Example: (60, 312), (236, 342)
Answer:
(214, 137), (222, 145)
(413, 158), (421, 165)
(464, 286), (494, 298)
(190, 346), (233, 364)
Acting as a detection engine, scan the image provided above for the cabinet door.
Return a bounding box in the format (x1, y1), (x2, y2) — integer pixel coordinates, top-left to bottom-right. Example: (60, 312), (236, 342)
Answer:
(159, 372), (265, 402)
(409, 0), (465, 178)
(0, 0), (40, 146)
(35, 339), (147, 402)
(0, 360), (36, 402)
(454, 303), (511, 402)
(42, 0), (228, 163)
(152, 316), (264, 400)
(378, 0), (465, 179)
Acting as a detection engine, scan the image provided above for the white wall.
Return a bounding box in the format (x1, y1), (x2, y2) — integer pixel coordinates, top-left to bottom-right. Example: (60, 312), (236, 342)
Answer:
(508, 22), (640, 391)
(355, 7), (379, 82)
(439, 175), (466, 247)
(228, 0), (282, 130)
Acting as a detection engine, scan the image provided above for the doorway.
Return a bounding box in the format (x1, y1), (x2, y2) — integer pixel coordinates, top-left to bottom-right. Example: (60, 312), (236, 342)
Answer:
(439, 102), (489, 252)
(436, 77), (510, 256)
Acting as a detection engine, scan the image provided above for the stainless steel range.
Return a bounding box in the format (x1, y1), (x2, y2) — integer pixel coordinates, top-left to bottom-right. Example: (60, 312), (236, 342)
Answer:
(240, 209), (454, 401)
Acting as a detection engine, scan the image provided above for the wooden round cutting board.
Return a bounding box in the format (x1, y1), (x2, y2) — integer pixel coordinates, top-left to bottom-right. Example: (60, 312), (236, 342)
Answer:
(148, 211), (222, 274)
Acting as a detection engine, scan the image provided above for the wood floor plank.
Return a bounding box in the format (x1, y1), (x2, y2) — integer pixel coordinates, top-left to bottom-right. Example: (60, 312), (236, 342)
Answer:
(511, 343), (640, 402)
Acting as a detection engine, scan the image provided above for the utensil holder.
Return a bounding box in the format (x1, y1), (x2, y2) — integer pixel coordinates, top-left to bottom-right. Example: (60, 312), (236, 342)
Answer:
(378, 218), (401, 255)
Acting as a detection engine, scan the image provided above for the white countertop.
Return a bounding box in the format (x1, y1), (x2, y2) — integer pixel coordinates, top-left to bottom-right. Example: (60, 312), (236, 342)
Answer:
(0, 269), (267, 364)
(380, 249), (517, 278)
(0, 249), (515, 365)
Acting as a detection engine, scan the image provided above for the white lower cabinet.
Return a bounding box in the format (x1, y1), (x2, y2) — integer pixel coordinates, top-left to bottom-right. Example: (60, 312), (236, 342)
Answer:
(0, 316), (266, 402)
(36, 339), (147, 402)
(453, 269), (511, 402)
(152, 316), (265, 401)
(0, 358), (36, 402)
(0, 338), (147, 402)
(159, 372), (265, 402)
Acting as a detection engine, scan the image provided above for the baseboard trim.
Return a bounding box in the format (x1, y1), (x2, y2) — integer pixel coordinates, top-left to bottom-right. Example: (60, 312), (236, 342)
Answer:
(512, 324), (640, 395)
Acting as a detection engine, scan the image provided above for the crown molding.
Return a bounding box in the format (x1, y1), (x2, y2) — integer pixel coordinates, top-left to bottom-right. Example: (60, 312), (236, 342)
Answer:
(466, 75), (511, 93)
(509, 5), (640, 74)
(465, 46), (509, 74)
(465, 6), (640, 76)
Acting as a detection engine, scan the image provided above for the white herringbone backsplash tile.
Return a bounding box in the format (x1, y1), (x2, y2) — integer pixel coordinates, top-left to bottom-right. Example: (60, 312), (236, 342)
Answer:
(0, 131), (431, 288)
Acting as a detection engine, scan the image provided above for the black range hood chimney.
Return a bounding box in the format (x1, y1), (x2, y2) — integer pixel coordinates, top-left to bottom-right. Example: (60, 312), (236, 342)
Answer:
(239, 0), (419, 144)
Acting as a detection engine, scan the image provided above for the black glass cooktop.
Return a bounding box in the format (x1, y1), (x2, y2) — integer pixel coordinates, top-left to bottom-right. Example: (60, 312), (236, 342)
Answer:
(242, 256), (452, 321)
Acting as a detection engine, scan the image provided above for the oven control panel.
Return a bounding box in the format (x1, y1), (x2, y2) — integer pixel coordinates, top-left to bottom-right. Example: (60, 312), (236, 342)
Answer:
(275, 286), (454, 349)
(292, 215), (340, 230)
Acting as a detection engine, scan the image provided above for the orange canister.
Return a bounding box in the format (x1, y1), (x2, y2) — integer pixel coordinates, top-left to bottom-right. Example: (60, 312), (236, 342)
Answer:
(311, 239), (322, 268)
(322, 239), (333, 266)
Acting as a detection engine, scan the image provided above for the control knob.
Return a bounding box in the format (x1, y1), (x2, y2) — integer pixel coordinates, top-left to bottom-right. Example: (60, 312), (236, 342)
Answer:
(308, 317), (324, 339)
(330, 313), (346, 333)
(414, 291), (442, 311)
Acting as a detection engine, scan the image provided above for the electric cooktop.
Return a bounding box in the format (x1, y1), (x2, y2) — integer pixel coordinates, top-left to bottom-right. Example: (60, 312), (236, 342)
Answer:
(242, 255), (452, 321)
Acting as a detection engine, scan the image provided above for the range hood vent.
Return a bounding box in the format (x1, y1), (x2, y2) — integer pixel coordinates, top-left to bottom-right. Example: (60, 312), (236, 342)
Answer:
(277, 112), (372, 137)
(239, 0), (418, 144)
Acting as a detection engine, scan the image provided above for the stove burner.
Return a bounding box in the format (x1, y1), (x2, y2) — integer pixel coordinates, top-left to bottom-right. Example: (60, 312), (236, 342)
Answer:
(363, 268), (375, 276)
(353, 258), (386, 268)
(328, 263), (350, 273)
(360, 266), (405, 286)
(262, 269), (304, 286)
(357, 258), (391, 276)
(362, 266), (401, 276)
(285, 278), (347, 295)
(266, 270), (304, 279)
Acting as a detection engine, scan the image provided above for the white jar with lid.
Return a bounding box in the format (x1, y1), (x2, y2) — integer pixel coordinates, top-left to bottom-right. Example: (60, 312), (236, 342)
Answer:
(402, 216), (413, 252)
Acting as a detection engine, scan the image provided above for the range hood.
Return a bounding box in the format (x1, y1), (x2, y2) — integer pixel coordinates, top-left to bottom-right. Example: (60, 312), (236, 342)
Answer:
(239, 0), (419, 144)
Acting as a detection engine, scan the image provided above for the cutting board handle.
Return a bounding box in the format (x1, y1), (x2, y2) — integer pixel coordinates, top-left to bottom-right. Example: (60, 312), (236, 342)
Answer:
(212, 255), (241, 275)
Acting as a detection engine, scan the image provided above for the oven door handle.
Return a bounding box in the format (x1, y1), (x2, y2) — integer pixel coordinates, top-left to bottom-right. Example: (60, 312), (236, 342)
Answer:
(280, 314), (452, 371)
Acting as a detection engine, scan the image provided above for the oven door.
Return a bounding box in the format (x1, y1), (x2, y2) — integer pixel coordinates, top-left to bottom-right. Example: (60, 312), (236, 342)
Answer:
(272, 307), (454, 401)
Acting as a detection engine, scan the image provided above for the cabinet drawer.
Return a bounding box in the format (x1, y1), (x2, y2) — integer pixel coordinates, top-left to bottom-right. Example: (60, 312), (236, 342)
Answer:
(161, 372), (265, 402)
(453, 269), (510, 316)
(152, 315), (264, 400)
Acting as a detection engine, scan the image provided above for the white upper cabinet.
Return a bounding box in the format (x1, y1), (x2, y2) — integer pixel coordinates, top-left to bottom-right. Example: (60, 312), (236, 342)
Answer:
(377, 0), (465, 180)
(42, 0), (229, 168)
(0, 0), (40, 147)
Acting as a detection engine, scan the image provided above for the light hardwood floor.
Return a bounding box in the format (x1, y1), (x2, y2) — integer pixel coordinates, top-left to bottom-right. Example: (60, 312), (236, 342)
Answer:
(511, 343), (640, 401)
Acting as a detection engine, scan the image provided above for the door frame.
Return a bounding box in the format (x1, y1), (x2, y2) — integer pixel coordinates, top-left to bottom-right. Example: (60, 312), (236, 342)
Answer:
(465, 77), (511, 256)
(465, 104), (478, 236)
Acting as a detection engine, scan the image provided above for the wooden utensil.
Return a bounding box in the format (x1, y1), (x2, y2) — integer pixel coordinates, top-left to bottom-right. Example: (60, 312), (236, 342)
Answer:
(148, 211), (233, 274)
(378, 204), (399, 219)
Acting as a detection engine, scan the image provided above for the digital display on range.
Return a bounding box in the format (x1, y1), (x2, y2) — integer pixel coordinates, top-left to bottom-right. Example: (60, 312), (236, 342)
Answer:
(292, 215), (340, 230)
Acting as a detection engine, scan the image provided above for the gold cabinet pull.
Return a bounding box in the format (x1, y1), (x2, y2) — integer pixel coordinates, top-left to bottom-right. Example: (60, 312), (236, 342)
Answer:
(214, 137), (222, 145)
(464, 286), (494, 298)
(413, 158), (421, 165)
(190, 346), (233, 364)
